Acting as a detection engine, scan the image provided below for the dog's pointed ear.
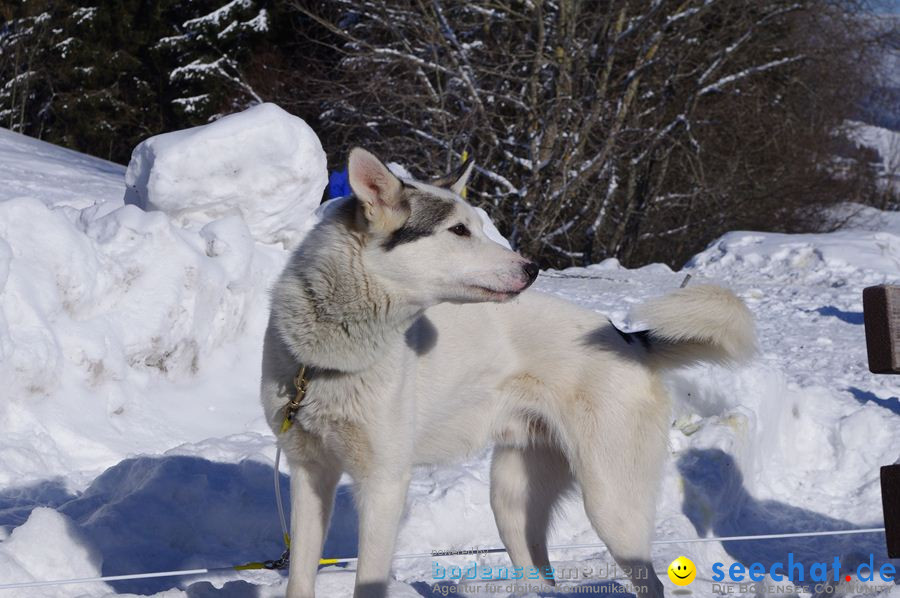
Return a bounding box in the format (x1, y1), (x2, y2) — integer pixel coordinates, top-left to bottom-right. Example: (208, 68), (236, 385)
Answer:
(431, 157), (475, 196)
(348, 148), (409, 231)
(450, 158), (475, 196)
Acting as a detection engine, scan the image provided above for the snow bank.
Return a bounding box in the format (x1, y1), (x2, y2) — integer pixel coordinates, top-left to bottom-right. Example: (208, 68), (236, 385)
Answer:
(687, 228), (899, 287)
(0, 135), (289, 488)
(124, 103), (327, 247)
(0, 194), (288, 485)
(0, 128), (124, 210)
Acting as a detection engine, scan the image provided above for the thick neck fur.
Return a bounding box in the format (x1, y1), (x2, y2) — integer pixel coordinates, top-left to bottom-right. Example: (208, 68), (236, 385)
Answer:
(270, 198), (420, 373)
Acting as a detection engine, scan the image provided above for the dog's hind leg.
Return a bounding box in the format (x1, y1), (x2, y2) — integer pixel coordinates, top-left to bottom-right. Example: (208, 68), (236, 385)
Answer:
(563, 386), (668, 597)
(574, 454), (665, 596)
(285, 459), (341, 598)
(490, 443), (572, 584)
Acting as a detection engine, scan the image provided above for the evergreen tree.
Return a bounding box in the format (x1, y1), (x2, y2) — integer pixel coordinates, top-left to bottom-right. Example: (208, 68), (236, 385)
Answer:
(0, 0), (174, 161)
(156, 0), (270, 123)
(0, 0), (326, 163)
(0, 1), (63, 136)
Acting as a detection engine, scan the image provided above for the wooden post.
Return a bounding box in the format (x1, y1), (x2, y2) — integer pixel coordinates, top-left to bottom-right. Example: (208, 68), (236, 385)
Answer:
(882, 465), (900, 558)
(862, 285), (900, 374)
(865, 286), (900, 556)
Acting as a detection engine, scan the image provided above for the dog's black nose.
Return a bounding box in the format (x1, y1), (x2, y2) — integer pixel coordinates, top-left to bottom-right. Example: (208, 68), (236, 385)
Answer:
(523, 262), (539, 283)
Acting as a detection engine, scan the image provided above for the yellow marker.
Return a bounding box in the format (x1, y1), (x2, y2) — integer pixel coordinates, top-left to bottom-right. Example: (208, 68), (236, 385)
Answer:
(667, 556), (697, 586)
(319, 558), (340, 565)
(460, 151), (469, 199)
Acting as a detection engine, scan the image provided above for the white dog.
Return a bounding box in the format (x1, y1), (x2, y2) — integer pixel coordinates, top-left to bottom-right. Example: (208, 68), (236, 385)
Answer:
(260, 148), (756, 598)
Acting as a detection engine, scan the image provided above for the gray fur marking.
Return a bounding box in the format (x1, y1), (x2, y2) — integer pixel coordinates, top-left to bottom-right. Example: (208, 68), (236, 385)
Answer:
(382, 193), (455, 251)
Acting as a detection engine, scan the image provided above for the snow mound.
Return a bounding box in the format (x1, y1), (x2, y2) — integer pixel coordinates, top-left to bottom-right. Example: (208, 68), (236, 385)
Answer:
(124, 103), (327, 247)
(687, 228), (900, 286)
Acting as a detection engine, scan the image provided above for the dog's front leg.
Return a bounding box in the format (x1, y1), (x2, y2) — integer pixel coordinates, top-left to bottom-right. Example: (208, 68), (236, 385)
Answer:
(352, 470), (411, 598)
(285, 459), (341, 598)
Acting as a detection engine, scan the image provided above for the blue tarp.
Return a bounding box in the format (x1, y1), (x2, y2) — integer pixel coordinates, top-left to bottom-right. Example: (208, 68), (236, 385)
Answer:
(329, 169), (351, 199)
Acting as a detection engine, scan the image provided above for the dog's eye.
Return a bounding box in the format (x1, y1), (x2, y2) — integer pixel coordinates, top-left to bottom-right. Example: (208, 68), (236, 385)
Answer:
(449, 224), (470, 237)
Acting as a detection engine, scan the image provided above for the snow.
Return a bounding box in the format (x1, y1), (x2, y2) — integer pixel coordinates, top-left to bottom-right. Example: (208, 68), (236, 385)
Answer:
(170, 94), (210, 114)
(847, 121), (900, 191)
(1, 117), (899, 597)
(182, 0), (254, 29)
(849, 122), (900, 167)
(242, 8), (269, 34)
(124, 103), (327, 248)
(0, 508), (109, 598)
(168, 58), (227, 82)
(71, 7), (97, 26)
(0, 128), (124, 210)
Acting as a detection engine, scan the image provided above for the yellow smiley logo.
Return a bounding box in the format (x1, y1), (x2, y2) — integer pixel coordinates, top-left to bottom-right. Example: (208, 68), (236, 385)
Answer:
(667, 556), (697, 586)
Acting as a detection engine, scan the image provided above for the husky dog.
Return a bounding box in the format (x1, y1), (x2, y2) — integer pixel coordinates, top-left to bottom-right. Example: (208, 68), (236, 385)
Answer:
(261, 148), (755, 598)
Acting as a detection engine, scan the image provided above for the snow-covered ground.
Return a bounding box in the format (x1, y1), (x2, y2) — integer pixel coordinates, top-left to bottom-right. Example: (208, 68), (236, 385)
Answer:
(0, 112), (898, 598)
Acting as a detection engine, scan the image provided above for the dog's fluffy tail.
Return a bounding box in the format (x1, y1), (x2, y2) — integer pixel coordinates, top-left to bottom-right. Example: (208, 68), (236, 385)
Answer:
(633, 284), (756, 370)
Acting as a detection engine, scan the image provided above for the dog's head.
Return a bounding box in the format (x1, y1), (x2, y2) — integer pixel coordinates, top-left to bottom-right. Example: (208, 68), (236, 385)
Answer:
(347, 147), (538, 307)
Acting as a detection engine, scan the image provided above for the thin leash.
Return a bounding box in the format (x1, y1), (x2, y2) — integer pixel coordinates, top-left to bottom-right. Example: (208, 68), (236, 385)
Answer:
(270, 364), (345, 567)
(234, 365), (313, 571)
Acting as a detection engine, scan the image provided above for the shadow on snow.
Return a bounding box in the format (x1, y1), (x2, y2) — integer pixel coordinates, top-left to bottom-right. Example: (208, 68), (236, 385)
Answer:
(3, 448), (896, 596)
(0, 456), (359, 595)
(677, 448), (897, 588)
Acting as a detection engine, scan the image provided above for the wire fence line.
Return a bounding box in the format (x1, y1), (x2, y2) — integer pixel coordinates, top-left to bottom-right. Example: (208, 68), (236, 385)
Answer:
(0, 526), (886, 591)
